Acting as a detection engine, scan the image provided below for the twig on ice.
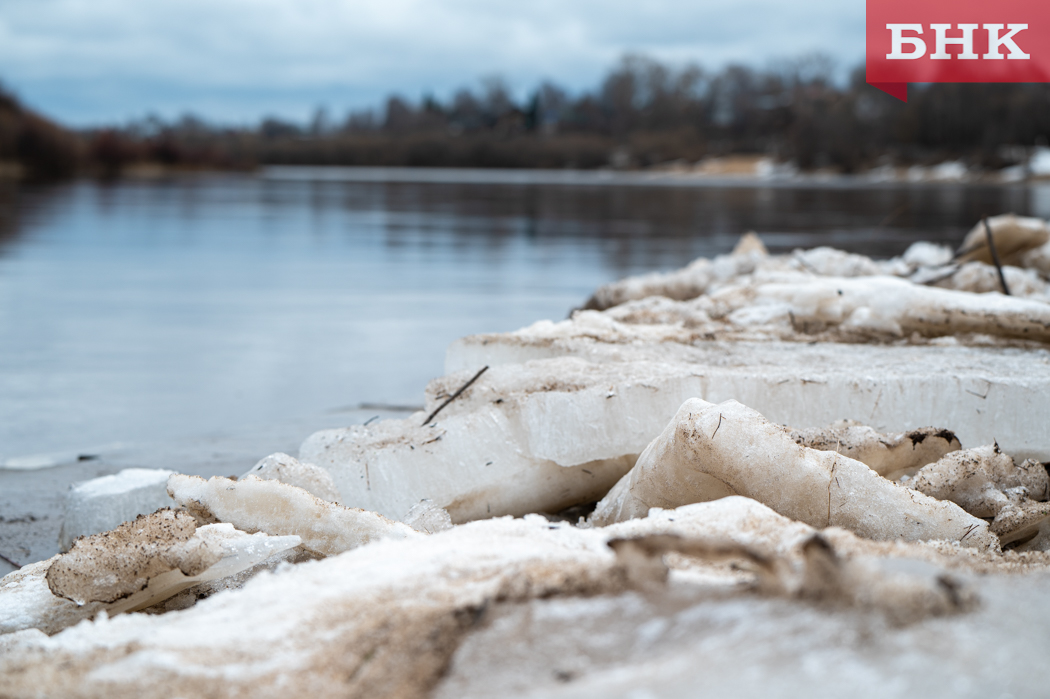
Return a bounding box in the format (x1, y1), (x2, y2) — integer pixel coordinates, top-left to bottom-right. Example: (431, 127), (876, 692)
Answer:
(983, 217), (1012, 296)
(422, 366), (489, 426)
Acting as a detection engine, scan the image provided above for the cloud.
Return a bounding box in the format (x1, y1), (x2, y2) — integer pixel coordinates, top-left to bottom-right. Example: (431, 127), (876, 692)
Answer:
(0, 0), (865, 125)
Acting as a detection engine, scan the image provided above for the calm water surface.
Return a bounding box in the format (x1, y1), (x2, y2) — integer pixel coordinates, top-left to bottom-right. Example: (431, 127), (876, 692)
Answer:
(0, 168), (1045, 462)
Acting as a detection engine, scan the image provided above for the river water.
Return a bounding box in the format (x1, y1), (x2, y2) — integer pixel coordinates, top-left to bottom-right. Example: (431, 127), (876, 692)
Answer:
(0, 168), (1045, 465)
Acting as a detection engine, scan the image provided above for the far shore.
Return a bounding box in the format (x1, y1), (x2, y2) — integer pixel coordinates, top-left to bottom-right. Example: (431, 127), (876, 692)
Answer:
(4, 158), (1050, 188)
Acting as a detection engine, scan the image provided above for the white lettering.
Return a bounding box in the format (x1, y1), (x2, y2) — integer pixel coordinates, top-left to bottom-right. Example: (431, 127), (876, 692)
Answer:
(930, 24), (979, 60)
(887, 24), (926, 60)
(983, 24), (1031, 60)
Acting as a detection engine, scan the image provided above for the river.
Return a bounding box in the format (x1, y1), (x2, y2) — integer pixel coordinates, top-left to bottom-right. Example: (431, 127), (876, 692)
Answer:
(0, 168), (1044, 465)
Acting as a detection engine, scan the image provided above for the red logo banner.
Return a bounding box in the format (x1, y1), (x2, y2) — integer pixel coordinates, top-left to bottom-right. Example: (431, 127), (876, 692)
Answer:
(866, 0), (1050, 101)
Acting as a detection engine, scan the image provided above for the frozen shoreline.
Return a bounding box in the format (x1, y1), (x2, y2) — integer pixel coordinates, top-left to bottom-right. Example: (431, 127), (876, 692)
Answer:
(0, 407), (411, 576)
(4, 222), (1050, 697)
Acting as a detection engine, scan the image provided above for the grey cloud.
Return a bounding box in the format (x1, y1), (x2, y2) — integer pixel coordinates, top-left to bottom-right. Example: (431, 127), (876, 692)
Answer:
(0, 0), (864, 124)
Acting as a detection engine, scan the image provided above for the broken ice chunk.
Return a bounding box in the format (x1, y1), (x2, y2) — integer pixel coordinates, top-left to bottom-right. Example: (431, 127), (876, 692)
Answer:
(937, 261), (1049, 299)
(49, 509), (205, 605)
(904, 445), (1050, 551)
(908, 445), (1050, 518)
(58, 468), (175, 552)
(1, 511), (299, 635)
(606, 527), (976, 626)
(989, 498), (1050, 551)
(0, 559), (107, 636)
(402, 499), (454, 534)
(103, 523), (301, 616)
(602, 497), (816, 564)
(448, 326), (1050, 463)
(242, 452), (341, 503)
(299, 359), (672, 522)
(167, 474), (419, 556)
(610, 503), (987, 626)
(733, 275), (1050, 342)
(580, 234), (772, 311)
(0, 498), (1029, 696)
(902, 241), (953, 269)
(591, 398), (997, 550)
(732, 232), (768, 256)
(957, 214), (1050, 266)
(790, 420), (960, 480)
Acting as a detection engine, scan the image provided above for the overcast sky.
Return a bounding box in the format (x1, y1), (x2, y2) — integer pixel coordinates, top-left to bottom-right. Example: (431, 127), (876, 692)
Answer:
(0, 0), (865, 126)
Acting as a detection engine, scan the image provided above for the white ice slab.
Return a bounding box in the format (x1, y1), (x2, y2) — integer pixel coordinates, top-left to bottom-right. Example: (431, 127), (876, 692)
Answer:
(448, 339), (1050, 462)
(58, 468), (175, 551)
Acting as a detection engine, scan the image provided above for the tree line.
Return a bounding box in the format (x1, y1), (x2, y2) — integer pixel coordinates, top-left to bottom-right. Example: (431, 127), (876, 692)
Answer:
(4, 54), (1050, 179)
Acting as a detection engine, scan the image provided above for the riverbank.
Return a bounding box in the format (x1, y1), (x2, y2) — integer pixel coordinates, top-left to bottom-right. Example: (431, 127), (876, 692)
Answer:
(7, 157), (1049, 186)
(0, 407), (410, 577)
(3, 224), (1050, 697)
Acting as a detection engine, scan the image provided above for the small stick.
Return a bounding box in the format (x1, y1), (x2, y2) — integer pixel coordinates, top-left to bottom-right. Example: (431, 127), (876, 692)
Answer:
(0, 552), (21, 569)
(983, 217), (1011, 296)
(422, 366), (489, 426)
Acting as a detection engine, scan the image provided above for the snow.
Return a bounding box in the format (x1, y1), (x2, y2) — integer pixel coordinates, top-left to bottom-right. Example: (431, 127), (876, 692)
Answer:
(902, 242), (953, 269)
(435, 572), (1050, 699)
(2, 499), (1046, 697)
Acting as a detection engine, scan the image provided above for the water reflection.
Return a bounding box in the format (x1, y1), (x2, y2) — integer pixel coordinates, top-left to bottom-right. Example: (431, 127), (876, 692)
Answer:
(0, 181), (73, 256)
(261, 175), (1034, 272)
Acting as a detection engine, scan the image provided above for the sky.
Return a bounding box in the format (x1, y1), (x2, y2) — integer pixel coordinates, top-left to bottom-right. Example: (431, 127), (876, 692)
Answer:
(0, 0), (866, 127)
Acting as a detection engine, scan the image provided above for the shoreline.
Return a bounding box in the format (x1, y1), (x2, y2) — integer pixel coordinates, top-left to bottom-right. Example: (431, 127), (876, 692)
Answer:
(0, 407), (411, 576)
(6, 161), (1050, 188)
(4, 222), (1050, 696)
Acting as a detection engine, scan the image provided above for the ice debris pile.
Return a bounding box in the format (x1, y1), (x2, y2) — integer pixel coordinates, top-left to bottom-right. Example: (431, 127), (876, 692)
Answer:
(581, 214), (1050, 312)
(4, 222), (1050, 698)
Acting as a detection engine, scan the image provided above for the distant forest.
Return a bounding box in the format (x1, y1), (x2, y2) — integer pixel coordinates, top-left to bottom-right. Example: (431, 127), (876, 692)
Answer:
(4, 54), (1050, 178)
